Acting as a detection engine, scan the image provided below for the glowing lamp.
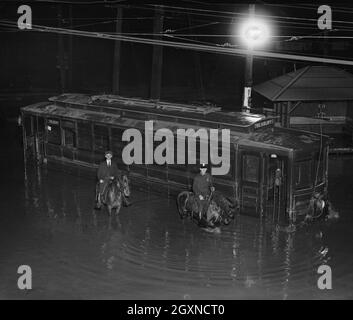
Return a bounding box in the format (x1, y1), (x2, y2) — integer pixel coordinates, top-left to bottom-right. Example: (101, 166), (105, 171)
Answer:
(240, 18), (270, 48)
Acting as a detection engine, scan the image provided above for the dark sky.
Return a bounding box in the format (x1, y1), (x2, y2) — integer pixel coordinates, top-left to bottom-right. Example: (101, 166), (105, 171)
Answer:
(1, 1), (353, 115)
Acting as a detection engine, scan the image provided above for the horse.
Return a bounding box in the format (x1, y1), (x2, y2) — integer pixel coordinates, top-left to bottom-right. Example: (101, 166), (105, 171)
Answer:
(177, 191), (235, 229)
(102, 175), (130, 216)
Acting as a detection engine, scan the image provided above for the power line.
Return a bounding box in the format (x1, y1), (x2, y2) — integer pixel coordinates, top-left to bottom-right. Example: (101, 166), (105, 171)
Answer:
(146, 4), (353, 27)
(165, 21), (220, 33)
(26, 0), (128, 4)
(264, 2), (353, 14)
(96, 31), (353, 40)
(2, 19), (353, 66)
(163, 34), (221, 47)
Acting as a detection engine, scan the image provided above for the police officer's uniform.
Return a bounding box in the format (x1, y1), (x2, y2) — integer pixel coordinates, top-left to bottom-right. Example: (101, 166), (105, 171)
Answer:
(192, 164), (214, 219)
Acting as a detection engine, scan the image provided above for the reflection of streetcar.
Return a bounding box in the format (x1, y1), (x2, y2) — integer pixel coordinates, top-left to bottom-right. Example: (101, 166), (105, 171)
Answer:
(21, 93), (330, 226)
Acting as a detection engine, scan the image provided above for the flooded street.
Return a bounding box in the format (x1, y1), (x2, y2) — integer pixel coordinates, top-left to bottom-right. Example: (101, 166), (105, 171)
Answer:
(0, 124), (353, 300)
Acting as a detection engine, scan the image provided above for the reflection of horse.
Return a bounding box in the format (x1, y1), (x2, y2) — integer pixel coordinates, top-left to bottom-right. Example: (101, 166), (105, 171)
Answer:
(177, 191), (235, 228)
(100, 175), (130, 215)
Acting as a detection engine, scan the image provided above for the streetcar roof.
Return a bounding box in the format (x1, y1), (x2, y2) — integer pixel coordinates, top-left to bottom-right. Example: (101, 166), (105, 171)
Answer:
(47, 93), (274, 133)
(22, 100), (328, 153)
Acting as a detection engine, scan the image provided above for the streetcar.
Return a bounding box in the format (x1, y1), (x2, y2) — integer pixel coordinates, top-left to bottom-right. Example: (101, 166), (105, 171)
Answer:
(21, 93), (330, 225)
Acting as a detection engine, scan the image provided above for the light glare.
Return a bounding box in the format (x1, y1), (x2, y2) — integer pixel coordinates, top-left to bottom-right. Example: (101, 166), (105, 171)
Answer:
(240, 18), (270, 48)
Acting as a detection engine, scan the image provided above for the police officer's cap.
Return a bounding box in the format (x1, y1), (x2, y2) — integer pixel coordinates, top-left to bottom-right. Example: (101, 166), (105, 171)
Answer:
(105, 150), (113, 156)
(200, 163), (207, 169)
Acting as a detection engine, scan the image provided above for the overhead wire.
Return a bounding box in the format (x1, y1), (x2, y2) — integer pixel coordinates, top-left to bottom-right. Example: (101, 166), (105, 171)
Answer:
(2, 19), (353, 66)
(145, 3), (353, 26)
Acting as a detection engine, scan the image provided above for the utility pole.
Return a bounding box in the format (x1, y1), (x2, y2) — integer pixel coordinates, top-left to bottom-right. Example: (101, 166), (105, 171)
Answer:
(150, 6), (164, 100)
(242, 3), (255, 113)
(187, 12), (205, 101)
(68, 4), (73, 90)
(112, 6), (123, 95)
(57, 5), (67, 92)
(322, 29), (329, 64)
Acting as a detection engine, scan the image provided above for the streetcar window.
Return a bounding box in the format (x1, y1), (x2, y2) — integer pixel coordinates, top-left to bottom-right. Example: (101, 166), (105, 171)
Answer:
(24, 115), (33, 136)
(77, 122), (92, 151)
(294, 160), (312, 189)
(243, 155), (259, 183)
(94, 125), (109, 152)
(111, 127), (125, 154)
(36, 117), (45, 133)
(47, 118), (61, 145)
(111, 127), (128, 168)
(62, 120), (76, 148)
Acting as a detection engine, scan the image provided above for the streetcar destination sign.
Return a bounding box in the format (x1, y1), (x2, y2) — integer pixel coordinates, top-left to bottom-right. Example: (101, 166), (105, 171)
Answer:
(254, 119), (274, 130)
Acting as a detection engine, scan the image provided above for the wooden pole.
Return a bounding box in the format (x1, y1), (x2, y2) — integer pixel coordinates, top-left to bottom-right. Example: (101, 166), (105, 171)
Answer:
(57, 5), (66, 92)
(286, 101), (291, 128)
(112, 6), (123, 95)
(187, 12), (205, 101)
(68, 4), (73, 90)
(150, 6), (164, 100)
(242, 4), (255, 112)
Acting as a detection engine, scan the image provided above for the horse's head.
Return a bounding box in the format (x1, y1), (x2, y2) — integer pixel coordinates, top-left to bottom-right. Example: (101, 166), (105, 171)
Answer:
(209, 201), (221, 214)
(107, 178), (119, 193)
(206, 201), (222, 225)
(104, 178), (123, 214)
(121, 175), (130, 197)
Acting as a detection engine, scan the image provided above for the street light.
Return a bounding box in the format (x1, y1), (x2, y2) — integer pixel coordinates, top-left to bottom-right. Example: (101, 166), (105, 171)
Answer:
(239, 18), (270, 49)
(240, 9), (271, 113)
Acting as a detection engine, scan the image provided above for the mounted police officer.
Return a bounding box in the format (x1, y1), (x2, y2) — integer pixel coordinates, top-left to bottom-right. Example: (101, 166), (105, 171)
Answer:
(193, 163), (215, 220)
(95, 150), (130, 209)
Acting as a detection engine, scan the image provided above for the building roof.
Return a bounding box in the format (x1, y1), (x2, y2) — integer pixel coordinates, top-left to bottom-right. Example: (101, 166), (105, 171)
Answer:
(253, 65), (353, 102)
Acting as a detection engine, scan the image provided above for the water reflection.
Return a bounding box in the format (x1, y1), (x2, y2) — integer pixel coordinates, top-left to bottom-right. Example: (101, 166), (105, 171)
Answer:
(1, 159), (352, 299)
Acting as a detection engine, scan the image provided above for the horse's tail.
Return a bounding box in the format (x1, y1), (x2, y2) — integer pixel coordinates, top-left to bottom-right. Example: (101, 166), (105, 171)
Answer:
(177, 191), (190, 219)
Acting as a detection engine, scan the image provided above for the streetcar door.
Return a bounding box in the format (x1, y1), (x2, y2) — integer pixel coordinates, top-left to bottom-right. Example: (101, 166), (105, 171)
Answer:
(266, 155), (287, 223)
(61, 120), (76, 161)
(23, 114), (35, 159)
(34, 116), (45, 161)
(240, 152), (262, 216)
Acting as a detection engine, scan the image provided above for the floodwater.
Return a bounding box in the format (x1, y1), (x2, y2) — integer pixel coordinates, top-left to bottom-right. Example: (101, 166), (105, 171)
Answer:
(0, 123), (353, 300)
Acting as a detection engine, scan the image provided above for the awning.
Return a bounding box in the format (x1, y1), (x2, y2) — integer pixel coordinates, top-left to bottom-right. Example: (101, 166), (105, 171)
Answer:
(253, 65), (353, 102)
